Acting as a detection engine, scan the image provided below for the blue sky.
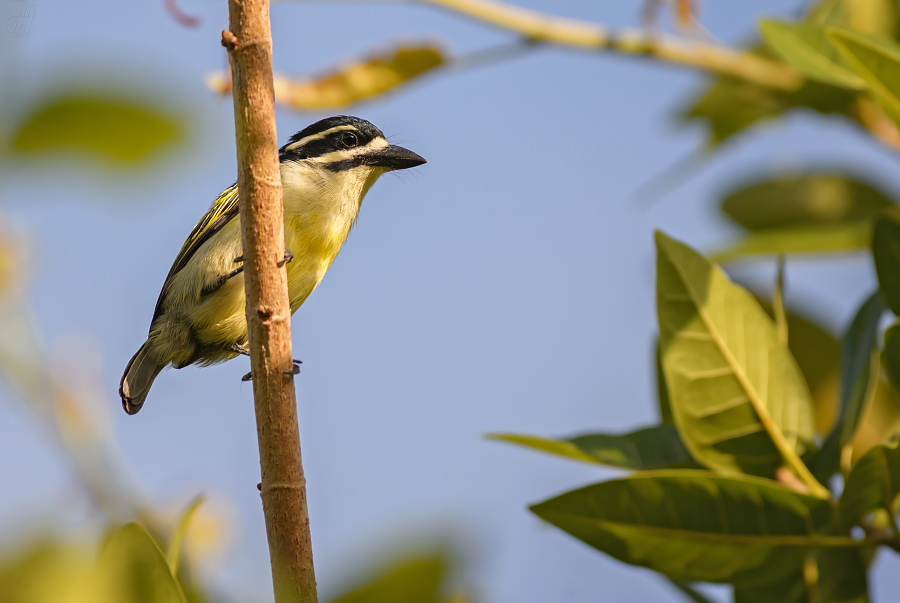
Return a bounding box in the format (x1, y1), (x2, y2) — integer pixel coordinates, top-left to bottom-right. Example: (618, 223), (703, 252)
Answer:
(2, 0), (900, 601)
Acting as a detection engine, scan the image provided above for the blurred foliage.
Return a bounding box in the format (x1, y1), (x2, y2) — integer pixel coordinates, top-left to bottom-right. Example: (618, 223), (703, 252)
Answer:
(328, 551), (464, 603)
(14, 0), (900, 601)
(720, 172), (894, 231)
(10, 93), (184, 165)
(208, 44), (444, 111)
(488, 425), (701, 470)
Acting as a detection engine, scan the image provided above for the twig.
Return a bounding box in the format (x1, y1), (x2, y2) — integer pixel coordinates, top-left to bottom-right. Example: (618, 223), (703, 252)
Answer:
(295, 0), (803, 90)
(223, 1), (317, 601)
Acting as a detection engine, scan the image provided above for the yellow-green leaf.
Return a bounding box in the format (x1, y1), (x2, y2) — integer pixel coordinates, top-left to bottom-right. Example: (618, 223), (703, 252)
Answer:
(882, 322), (900, 390)
(838, 437), (900, 530)
(11, 94), (183, 164)
(530, 471), (848, 585)
(872, 208), (900, 315)
(720, 173), (894, 231)
(809, 292), (886, 485)
(828, 27), (900, 125)
(96, 522), (187, 603)
(656, 232), (822, 495)
(208, 45), (444, 111)
(166, 495), (205, 574)
(712, 222), (871, 263)
(488, 425), (700, 470)
(761, 20), (865, 89)
(328, 553), (448, 603)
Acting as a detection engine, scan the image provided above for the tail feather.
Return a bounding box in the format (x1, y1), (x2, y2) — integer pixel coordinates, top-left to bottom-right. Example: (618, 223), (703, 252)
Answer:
(120, 341), (164, 415)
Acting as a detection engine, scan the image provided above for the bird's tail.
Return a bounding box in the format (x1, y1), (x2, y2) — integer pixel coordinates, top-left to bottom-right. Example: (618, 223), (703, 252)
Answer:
(119, 341), (164, 415)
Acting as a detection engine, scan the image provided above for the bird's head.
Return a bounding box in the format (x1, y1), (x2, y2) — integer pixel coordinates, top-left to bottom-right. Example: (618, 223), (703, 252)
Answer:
(279, 116), (425, 191)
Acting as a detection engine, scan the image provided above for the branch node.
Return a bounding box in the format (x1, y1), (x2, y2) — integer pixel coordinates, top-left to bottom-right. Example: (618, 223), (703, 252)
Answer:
(221, 29), (239, 51)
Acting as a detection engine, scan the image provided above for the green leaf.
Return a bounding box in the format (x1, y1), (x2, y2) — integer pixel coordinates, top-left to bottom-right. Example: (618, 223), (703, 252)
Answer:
(871, 209), (900, 315)
(720, 173), (894, 231)
(733, 548), (868, 603)
(774, 256), (789, 347)
(97, 522), (187, 603)
(842, 0), (900, 39)
(328, 554), (447, 603)
(10, 93), (184, 165)
(711, 222), (872, 263)
(679, 73), (856, 148)
(761, 20), (865, 89)
(755, 295), (842, 436)
(666, 579), (716, 603)
(810, 292), (886, 484)
(838, 437), (900, 531)
(657, 340), (675, 424)
(166, 495), (205, 574)
(806, 0), (845, 26)
(529, 471), (849, 585)
(883, 322), (900, 389)
(656, 232), (822, 494)
(817, 546), (870, 603)
(488, 425), (700, 470)
(828, 27), (900, 125)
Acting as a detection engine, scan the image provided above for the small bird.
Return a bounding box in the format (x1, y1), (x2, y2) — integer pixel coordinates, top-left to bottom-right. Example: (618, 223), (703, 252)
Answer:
(120, 116), (426, 414)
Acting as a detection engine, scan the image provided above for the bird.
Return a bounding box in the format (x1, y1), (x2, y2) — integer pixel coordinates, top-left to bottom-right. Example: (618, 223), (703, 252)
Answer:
(119, 116), (426, 415)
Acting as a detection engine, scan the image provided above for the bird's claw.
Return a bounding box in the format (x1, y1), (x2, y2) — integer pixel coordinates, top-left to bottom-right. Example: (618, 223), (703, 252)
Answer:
(240, 359), (302, 382)
(277, 249), (294, 267)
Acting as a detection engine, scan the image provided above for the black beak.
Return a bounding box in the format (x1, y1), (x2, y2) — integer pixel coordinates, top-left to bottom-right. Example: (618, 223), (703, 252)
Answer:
(365, 144), (427, 170)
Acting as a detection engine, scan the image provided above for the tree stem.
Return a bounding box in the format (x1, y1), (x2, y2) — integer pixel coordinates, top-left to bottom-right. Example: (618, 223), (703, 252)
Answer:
(304, 0), (803, 90)
(224, 1), (318, 601)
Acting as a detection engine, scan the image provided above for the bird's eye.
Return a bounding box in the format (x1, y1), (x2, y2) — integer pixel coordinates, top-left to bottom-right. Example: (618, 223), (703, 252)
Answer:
(340, 132), (359, 148)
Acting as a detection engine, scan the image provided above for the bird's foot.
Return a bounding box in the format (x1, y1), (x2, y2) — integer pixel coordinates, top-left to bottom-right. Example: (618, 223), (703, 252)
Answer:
(277, 248), (294, 267)
(238, 354), (302, 382)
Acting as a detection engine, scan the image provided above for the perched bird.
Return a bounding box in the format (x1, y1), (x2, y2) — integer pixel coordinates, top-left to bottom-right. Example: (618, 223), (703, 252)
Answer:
(120, 116), (426, 414)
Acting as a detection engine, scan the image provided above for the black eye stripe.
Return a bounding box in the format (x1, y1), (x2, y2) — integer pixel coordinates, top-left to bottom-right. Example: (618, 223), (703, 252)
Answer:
(280, 129), (372, 161)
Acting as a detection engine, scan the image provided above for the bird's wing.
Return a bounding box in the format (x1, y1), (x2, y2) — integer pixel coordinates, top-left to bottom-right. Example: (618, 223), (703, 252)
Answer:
(150, 184), (241, 324)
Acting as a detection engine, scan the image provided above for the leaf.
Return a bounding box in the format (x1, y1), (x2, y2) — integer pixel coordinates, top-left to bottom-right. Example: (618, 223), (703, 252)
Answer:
(529, 471), (849, 585)
(849, 367), (900, 461)
(720, 172), (894, 231)
(328, 553), (447, 603)
(166, 495), (205, 574)
(733, 572), (808, 603)
(711, 222), (872, 263)
(761, 20), (865, 89)
(755, 296), (842, 436)
(809, 292), (886, 484)
(208, 44), (444, 110)
(838, 437), (900, 531)
(828, 28), (900, 125)
(774, 256), (788, 347)
(10, 93), (184, 164)
(656, 232), (820, 493)
(657, 340), (675, 424)
(666, 578), (716, 603)
(842, 0), (900, 38)
(488, 425), (700, 470)
(806, 0), (845, 26)
(871, 209), (900, 315)
(678, 71), (856, 148)
(883, 322), (900, 391)
(733, 547), (868, 603)
(97, 522), (187, 603)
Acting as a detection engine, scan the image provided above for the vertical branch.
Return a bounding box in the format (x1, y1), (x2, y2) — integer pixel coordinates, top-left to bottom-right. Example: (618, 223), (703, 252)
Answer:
(222, 2), (317, 602)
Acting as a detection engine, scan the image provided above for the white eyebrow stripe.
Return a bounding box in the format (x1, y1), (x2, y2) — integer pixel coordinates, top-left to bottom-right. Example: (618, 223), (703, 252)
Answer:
(284, 125), (358, 151)
(311, 137), (389, 164)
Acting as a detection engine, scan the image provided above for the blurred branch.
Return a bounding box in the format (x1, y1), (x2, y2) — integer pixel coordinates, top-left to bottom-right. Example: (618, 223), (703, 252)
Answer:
(224, 0), (318, 601)
(293, 0), (803, 90)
